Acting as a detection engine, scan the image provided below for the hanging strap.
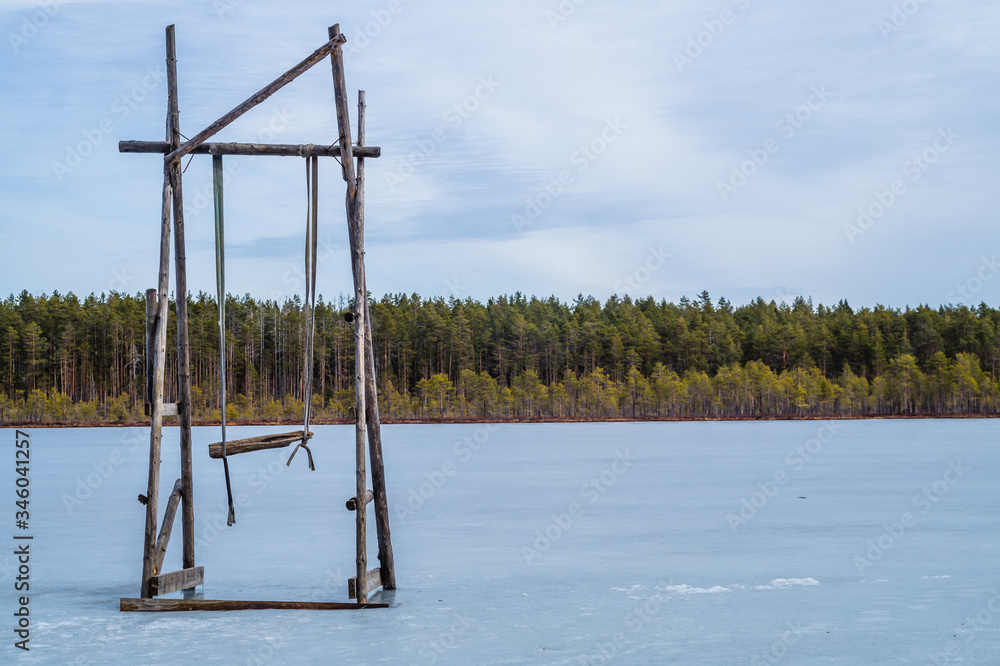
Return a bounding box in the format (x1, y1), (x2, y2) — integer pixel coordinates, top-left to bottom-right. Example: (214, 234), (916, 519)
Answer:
(288, 154), (319, 470)
(213, 154), (237, 526)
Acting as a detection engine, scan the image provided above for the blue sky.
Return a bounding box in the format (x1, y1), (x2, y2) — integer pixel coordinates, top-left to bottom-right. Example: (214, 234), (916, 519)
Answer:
(1, 0), (998, 308)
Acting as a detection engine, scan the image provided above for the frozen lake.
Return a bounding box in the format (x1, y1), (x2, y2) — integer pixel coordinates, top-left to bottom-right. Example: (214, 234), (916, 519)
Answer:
(2, 420), (999, 664)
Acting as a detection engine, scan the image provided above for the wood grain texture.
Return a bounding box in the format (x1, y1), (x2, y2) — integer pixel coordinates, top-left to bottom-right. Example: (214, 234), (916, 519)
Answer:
(141, 25), (177, 599)
(348, 567), (383, 599)
(328, 24), (356, 195)
(329, 23), (368, 603)
(121, 140), (379, 158)
(149, 567), (204, 596)
(208, 431), (312, 459)
(165, 25), (196, 574)
(357, 89), (396, 589)
(152, 479), (183, 575)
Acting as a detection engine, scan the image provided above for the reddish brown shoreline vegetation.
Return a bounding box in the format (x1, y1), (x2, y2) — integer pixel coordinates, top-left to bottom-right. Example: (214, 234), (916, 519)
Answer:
(7, 412), (998, 429)
(4, 289), (1000, 426)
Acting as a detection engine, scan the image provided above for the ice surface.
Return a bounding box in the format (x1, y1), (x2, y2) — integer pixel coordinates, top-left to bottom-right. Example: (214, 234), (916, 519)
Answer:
(2, 419), (999, 664)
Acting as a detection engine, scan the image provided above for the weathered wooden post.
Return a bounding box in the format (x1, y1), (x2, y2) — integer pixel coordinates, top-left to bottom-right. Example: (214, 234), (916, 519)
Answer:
(164, 23), (198, 581)
(139, 28), (178, 597)
(144, 289), (156, 410)
(358, 89), (396, 589)
(328, 23), (370, 604)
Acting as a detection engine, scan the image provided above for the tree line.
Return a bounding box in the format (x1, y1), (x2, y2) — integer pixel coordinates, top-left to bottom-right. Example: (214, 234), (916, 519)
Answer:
(2, 289), (1000, 424)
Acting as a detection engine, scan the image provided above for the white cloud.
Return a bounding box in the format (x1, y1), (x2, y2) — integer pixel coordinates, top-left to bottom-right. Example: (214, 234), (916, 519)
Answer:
(1, 0), (999, 308)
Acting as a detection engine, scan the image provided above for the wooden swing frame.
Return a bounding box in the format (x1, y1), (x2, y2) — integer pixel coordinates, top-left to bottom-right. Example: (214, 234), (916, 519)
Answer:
(119, 24), (395, 611)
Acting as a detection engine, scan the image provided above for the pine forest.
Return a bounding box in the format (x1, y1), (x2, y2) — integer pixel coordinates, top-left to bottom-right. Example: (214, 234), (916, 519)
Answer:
(3, 289), (1000, 424)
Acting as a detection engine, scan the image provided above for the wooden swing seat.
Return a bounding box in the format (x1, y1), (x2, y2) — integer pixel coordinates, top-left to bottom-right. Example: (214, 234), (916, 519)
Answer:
(208, 430), (313, 459)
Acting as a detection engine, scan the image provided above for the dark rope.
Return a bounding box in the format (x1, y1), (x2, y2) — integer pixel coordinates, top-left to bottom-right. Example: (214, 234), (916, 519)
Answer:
(288, 153), (319, 471)
(213, 154), (236, 526)
(286, 439), (314, 471)
(180, 133), (194, 172)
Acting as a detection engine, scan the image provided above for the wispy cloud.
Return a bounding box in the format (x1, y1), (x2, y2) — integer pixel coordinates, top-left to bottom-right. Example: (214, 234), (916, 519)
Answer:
(1, 0), (999, 307)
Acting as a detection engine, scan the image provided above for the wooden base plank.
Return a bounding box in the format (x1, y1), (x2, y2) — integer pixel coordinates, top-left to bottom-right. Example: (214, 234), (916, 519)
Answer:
(149, 567), (204, 596)
(348, 567), (383, 599)
(120, 598), (388, 612)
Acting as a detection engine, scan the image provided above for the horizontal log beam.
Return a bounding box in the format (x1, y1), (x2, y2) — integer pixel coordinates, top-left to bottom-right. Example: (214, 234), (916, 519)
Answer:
(166, 32), (346, 163)
(348, 568), (383, 600)
(120, 598), (389, 611)
(120, 140), (380, 159)
(149, 566), (203, 596)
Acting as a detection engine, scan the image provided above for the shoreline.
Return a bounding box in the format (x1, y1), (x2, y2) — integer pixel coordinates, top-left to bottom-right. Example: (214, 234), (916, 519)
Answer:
(5, 412), (998, 428)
